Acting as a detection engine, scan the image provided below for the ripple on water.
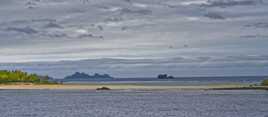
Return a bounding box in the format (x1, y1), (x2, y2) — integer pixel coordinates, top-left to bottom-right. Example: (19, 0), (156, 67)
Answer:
(0, 90), (267, 117)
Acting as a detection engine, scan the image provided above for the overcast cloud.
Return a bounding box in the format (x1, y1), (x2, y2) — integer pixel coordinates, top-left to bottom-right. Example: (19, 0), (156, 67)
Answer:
(0, 0), (268, 78)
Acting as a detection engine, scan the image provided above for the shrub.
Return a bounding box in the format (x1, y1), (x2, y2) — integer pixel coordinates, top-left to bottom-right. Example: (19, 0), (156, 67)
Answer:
(0, 70), (56, 84)
(261, 79), (268, 86)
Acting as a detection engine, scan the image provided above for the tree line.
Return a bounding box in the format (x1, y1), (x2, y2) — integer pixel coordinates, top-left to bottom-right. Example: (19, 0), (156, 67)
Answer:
(0, 70), (56, 84)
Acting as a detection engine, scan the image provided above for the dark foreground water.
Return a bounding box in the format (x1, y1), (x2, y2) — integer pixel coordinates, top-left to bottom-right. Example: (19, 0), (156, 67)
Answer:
(0, 90), (268, 117)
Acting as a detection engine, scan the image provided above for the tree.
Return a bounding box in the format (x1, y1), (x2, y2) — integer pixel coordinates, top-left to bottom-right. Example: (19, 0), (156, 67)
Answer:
(0, 70), (56, 84)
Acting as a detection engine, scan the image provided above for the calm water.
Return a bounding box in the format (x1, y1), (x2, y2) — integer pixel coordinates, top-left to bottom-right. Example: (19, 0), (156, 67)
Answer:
(0, 90), (268, 117)
(64, 76), (268, 85)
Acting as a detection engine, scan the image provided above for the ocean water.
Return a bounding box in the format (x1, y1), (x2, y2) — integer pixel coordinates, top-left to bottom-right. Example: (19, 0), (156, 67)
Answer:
(0, 90), (268, 117)
(64, 76), (268, 85)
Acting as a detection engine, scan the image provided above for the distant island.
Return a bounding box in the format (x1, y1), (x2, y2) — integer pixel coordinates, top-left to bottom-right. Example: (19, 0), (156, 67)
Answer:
(0, 70), (57, 84)
(0, 70), (267, 91)
(64, 72), (113, 81)
(157, 74), (175, 79)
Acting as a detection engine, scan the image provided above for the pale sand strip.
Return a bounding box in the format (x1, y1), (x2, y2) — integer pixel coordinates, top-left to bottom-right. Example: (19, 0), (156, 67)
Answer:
(0, 84), (266, 90)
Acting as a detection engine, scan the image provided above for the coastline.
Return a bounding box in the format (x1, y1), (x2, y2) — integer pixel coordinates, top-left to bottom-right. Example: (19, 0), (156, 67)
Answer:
(0, 84), (267, 90)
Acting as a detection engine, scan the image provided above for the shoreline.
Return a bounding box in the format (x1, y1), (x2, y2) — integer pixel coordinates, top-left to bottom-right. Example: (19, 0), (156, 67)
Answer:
(0, 84), (267, 91)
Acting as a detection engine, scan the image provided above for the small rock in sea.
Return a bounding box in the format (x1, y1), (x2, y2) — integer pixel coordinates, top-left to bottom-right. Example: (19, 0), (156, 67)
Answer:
(96, 87), (111, 90)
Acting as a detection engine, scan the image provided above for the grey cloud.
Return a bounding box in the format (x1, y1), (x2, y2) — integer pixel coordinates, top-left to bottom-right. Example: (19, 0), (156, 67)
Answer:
(124, 0), (131, 3)
(78, 34), (94, 38)
(32, 19), (57, 23)
(3, 55), (267, 66)
(245, 22), (268, 28)
(240, 35), (268, 39)
(121, 26), (128, 31)
(204, 12), (226, 20)
(223, 55), (268, 61)
(119, 8), (152, 15)
(104, 17), (124, 22)
(97, 25), (103, 31)
(5, 26), (38, 34)
(0, 0), (268, 77)
(77, 34), (103, 39)
(0, 20), (29, 26)
(1, 19), (56, 27)
(204, 0), (263, 7)
(44, 32), (68, 38)
(43, 22), (64, 29)
(1, 55), (268, 78)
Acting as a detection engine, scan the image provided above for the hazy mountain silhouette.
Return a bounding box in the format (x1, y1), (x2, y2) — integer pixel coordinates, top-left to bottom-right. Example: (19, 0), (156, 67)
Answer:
(64, 72), (113, 81)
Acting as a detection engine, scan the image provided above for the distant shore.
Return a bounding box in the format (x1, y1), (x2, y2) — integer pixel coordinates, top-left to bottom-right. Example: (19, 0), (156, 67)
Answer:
(0, 84), (267, 90)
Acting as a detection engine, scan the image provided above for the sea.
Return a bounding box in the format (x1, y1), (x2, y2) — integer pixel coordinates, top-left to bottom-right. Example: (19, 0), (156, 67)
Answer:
(1, 76), (268, 117)
(0, 90), (267, 117)
(63, 76), (268, 86)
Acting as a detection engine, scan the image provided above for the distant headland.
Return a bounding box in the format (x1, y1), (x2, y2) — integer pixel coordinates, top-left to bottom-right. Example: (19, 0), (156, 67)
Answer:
(63, 72), (113, 81)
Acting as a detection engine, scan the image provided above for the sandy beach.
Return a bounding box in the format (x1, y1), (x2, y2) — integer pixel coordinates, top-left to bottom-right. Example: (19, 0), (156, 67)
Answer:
(0, 84), (267, 90)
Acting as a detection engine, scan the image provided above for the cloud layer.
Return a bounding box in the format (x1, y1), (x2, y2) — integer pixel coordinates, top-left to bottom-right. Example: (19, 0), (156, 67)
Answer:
(0, 0), (268, 77)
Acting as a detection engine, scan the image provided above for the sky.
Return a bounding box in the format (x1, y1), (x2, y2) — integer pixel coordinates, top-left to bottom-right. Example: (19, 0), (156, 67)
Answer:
(0, 0), (268, 78)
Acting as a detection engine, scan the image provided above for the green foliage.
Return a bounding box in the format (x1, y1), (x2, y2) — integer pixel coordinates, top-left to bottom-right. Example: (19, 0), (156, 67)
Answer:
(261, 79), (268, 86)
(0, 70), (56, 84)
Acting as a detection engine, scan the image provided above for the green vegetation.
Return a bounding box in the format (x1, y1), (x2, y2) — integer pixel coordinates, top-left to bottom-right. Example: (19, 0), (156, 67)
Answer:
(261, 79), (268, 86)
(0, 70), (57, 84)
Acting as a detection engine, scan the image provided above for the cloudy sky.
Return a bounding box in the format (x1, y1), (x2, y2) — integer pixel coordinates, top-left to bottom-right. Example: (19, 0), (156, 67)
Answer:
(0, 0), (268, 78)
